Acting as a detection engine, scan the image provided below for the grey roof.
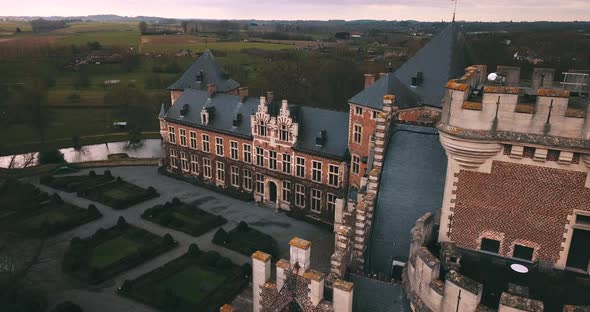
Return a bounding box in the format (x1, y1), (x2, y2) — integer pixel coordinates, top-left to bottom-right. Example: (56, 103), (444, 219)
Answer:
(158, 103), (166, 118)
(367, 124), (447, 275)
(164, 90), (349, 159)
(350, 274), (410, 312)
(168, 51), (240, 92)
(349, 23), (470, 109)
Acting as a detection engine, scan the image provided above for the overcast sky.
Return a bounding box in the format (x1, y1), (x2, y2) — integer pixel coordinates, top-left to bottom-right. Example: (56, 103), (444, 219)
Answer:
(1, 0), (588, 22)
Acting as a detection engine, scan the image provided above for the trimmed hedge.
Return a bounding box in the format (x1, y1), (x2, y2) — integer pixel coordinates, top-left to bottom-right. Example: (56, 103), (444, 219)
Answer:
(142, 200), (226, 237)
(212, 221), (279, 258)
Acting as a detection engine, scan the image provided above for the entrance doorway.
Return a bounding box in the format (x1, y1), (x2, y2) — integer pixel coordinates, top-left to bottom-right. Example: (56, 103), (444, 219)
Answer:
(269, 181), (277, 203)
(566, 228), (590, 272)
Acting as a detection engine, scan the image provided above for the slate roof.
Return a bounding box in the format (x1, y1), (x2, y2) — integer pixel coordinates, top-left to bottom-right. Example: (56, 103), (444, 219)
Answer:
(168, 51), (240, 92)
(349, 23), (470, 110)
(367, 124), (447, 275)
(350, 274), (410, 312)
(163, 89), (349, 159)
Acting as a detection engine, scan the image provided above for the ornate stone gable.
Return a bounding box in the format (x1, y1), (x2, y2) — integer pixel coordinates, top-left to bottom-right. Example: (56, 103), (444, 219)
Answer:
(251, 97), (299, 147)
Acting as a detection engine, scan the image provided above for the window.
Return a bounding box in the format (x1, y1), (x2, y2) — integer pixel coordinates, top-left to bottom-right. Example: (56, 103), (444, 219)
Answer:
(215, 137), (224, 156)
(243, 144), (252, 163)
(295, 184), (305, 208)
(352, 155), (360, 174)
(311, 189), (322, 212)
(243, 169), (253, 190)
(327, 193), (337, 212)
(328, 164), (339, 187)
(576, 214), (590, 226)
(180, 152), (189, 172)
(296, 157), (305, 178)
(269, 151), (277, 170)
(282, 154), (291, 174)
(203, 158), (212, 178)
(355, 106), (363, 115)
(189, 131), (197, 149)
(353, 124), (362, 144)
(216, 161), (225, 183)
(168, 126), (176, 144)
(230, 141), (239, 160)
(179, 129), (187, 146)
(279, 124), (290, 141)
(256, 147), (264, 167)
(312, 161), (322, 183)
(169, 149), (178, 168)
(202, 134), (210, 153)
(371, 111), (378, 119)
(257, 120), (267, 136)
(255, 174), (264, 193)
(480, 238), (500, 253)
(282, 181), (291, 203)
(190, 154), (199, 174)
(231, 166), (239, 187)
(513, 245), (534, 261)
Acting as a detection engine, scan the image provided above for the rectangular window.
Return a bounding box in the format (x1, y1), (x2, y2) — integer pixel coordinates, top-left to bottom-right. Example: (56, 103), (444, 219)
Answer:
(257, 121), (267, 136)
(312, 161), (322, 183)
(189, 131), (197, 149)
(328, 164), (339, 187)
(296, 157), (305, 178)
(243, 169), (252, 191)
(168, 126), (176, 144)
(311, 189), (322, 212)
(243, 144), (252, 163)
(202, 134), (210, 153)
(371, 111), (378, 119)
(190, 154), (198, 174)
(215, 137), (224, 156)
(230, 141), (239, 160)
(352, 155), (360, 174)
(327, 193), (337, 212)
(256, 147), (264, 167)
(169, 149), (178, 168)
(203, 158), (212, 178)
(353, 124), (362, 144)
(180, 152), (189, 172)
(216, 161), (225, 183)
(269, 151), (277, 170)
(231, 166), (239, 187)
(282, 154), (291, 174)
(295, 184), (305, 208)
(282, 181), (291, 203)
(255, 174), (264, 193)
(480, 238), (500, 253)
(279, 124), (290, 141)
(513, 245), (534, 261)
(355, 106), (363, 115)
(179, 128), (187, 146)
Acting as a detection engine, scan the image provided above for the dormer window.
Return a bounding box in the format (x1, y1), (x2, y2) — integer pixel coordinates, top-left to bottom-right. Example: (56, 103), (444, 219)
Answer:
(279, 124), (290, 141)
(257, 120), (267, 137)
(201, 111), (208, 125)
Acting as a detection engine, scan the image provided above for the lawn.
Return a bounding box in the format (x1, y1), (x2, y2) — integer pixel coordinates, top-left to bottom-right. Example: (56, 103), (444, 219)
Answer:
(159, 265), (227, 304)
(63, 222), (176, 284)
(142, 200), (226, 237)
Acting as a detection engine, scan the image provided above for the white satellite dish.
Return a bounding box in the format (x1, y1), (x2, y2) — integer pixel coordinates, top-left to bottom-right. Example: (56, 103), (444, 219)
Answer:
(488, 73), (498, 81)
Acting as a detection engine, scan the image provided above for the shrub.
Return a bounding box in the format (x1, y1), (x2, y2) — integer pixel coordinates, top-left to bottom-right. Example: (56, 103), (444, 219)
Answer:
(212, 228), (228, 245)
(171, 197), (181, 205)
(104, 170), (112, 177)
(241, 263), (252, 277)
(88, 204), (99, 215)
(147, 186), (156, 195)
(52, 193), (64, 204)
(50, 301), (83, 312)
(237, 221), (249, 232)
(89, 170), (96, 177)
(39, 149), (65, 165)
(201, 250), (221, 266)
(116, 177), (123, 183)
(188, 243), (200, 256)
(163, 233), (174, 246)
(119, 280), (132, 293)
(70, 236), (82, 246)
(117, 216), (127, 227)
(215, 257), (232, 269)
(94, 227), (106, 239)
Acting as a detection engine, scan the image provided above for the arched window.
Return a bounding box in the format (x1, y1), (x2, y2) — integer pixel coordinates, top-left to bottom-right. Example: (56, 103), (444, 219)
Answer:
(279, 124), (290, 141)
(257, 120), (267, 136)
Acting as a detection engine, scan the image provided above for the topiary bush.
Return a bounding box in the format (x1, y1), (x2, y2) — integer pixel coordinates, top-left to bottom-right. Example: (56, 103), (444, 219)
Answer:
(117, 216), (127, 227)
(237, 221), (249, 232)
(89, 170), (96, 177)
(162, 233), (174, 246)
(50, 301), (83, 312)
(212, 228), (228, 245)
(147, 186), (156, 195)
(52, 193), (64, 204)
(171, 197), (181, 205)
(188, 243), (200, 256)
(88, 204), (99, 215)
(104, 170), (112, 178)
(119, 280), (132, 293)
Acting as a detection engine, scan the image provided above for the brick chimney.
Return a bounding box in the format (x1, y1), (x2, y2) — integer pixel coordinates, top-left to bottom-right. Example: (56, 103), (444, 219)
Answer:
(208, 84), (217, 97)
(266, 91), (274, 103)
(364, 74), (376, 89)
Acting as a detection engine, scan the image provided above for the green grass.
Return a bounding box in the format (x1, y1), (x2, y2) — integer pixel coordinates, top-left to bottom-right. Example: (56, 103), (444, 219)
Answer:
(60, 31), (140, 48)
(159, 265), (227, 304)
(142, 41), (294, 53)
(91, 236), (140, 269)
(103, 188), (132, 200)
(143, 202), (226, 237)
(23, 209), (68, 227)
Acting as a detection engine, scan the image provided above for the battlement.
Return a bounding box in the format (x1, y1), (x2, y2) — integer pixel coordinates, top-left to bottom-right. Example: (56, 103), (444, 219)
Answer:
(442, 65), (590, 147)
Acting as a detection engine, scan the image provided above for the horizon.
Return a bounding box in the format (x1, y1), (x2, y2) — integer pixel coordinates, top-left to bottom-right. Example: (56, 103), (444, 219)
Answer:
(1, 0), (589, 22)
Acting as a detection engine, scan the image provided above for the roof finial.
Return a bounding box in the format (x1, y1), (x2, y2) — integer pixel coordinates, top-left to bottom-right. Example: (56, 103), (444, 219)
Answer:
(452, 0), (458, 23)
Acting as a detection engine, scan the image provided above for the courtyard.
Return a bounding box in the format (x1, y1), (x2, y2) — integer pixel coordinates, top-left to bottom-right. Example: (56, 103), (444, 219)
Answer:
(26, 165), (334, 312)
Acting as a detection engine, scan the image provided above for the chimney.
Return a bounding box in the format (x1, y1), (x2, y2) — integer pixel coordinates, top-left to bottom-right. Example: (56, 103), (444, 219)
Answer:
(289, 237), (311, 275)
(364, 74), (376, 89)
(333, 279), (354, 312)
(207, 84), (217, 97)
(251, 251), (271, 312)
(266, 91), (274, 103)
(238, 87), (249, 103)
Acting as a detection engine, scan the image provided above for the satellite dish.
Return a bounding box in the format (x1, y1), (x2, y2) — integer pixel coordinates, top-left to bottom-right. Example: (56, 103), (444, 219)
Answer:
(488, 73), (498, 81)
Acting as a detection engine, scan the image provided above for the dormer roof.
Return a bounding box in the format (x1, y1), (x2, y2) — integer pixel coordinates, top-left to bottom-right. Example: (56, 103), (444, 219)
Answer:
(168, 50), (240, 92)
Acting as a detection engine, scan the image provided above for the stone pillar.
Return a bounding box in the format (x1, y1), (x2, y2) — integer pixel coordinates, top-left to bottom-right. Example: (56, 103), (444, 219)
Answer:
(304, 270), (325, 306)
(333, 279), (354, 312)
(334, 198), (345, 225)
(275, 259), (290, 291)
(252, 251), (271, 312)
(441, 271), (482, 312)
(289, 237), (311, 274)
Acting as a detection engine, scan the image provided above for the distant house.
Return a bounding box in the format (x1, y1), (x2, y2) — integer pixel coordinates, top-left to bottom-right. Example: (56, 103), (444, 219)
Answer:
(351, 31), (362, 38)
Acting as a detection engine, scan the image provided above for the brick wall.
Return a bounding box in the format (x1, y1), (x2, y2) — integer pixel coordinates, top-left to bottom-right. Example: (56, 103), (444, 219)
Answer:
(348, 104), (378, 188)
(450, 161), (590, 264)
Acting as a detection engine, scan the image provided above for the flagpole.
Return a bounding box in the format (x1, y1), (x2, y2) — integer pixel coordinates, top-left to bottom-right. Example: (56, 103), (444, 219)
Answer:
(452, 0), (458, 22)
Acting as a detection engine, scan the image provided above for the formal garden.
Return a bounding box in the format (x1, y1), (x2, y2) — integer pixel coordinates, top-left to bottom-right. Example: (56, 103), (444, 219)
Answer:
(141, 198), (226, 237)
(0, 178), (102, 236)
(42, 170), (159, 209)
(212, 221), (279, 258)
(119, 244), (249, 312)
(62, 218), (177, 284)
